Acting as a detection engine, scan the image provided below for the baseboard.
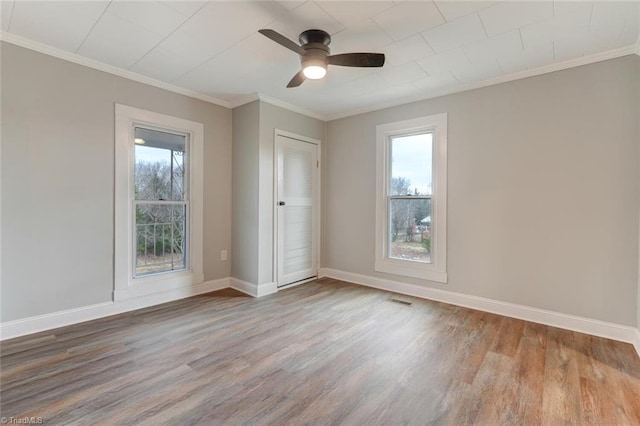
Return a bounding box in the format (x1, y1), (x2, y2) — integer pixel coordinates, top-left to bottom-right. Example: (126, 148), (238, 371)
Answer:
(319, 268), (640, 347)
(229, 278), (278, 298)
(256, 281), (278, 297)
(0, 277), (230, 341)
(279, 276), (318, 290)
(230, 278), (258, 297)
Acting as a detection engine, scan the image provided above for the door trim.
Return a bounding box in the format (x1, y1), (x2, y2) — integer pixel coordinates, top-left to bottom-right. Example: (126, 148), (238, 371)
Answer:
(273, 129), (321, 288)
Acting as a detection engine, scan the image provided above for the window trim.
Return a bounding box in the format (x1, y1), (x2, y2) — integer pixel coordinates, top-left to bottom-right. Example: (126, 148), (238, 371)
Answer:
(114, 104), (204, 301)
(375, 114), (448, 283)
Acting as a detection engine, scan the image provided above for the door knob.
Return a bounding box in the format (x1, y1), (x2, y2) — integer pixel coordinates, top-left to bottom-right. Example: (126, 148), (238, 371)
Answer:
(279, 201), (286, 206)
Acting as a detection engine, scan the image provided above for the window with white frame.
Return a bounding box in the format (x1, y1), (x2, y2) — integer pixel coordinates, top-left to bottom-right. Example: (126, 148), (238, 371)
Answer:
(133, 127), (188, 276)
(375, 114), (447, 283)
(114, 105), (204, 300)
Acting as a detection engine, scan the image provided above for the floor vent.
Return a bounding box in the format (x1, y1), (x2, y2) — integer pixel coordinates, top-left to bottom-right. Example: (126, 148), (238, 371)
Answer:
(389, 298), (413, 306)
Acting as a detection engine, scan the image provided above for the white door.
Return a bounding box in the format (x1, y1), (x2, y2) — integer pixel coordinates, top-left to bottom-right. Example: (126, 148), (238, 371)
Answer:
(276, 134), (318, 287)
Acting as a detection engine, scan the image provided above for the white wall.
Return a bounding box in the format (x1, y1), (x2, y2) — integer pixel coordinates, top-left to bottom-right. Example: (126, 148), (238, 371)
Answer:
(325, 55), (640, 326)
(1, 43), (232, 322)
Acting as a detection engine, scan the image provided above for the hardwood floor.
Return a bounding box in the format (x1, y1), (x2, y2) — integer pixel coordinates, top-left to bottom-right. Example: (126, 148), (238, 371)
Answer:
(2, 278), (640, 425)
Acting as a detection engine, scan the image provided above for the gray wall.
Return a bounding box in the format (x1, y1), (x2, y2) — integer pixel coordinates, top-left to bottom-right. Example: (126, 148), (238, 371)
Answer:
(257, 102), (326, 285)
(325, 55), (640, 326)
(231, 101), (325, 286)
(231, 101), (260, 284)
(1, 43), (232, 322)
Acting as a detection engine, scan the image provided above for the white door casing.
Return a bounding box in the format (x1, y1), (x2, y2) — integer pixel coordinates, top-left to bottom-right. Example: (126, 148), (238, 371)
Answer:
(275, 131), (319, 287)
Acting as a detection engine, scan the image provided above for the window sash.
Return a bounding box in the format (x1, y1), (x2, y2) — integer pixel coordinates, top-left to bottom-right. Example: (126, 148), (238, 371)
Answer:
(133, 125), (190, 202)
(386, 196), (433, 264)
(388, 195), (432, 200)
(131, 126), (191, 278)
(134, 200), (188, 206)
(386, 132), (434, 263)
(133, 200), (189, 277)
(387, 130), (434, 197)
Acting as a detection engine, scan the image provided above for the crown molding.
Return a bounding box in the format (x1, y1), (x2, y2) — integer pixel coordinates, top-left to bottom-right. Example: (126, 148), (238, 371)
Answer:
(2, 31), (636, 123)
(326, 44), (638, 121)
(0, 31), (232, 109)
(0, 32), (327, 122)
(229, 93), (328, 121)
(258, 94), (327, 121)
(228, 93), (261, 109)
(0, 31), (326, 121)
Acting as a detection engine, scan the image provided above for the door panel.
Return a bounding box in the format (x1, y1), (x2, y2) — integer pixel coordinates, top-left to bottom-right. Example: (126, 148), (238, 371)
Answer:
(276, 135), (318, 287)
(282, 206), (312, 276)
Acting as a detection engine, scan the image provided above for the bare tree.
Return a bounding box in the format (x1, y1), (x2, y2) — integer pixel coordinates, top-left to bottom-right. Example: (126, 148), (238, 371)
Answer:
(135, 158), (185, 257)
(391, 176), (411, 195)
(390, 177), (411, 241)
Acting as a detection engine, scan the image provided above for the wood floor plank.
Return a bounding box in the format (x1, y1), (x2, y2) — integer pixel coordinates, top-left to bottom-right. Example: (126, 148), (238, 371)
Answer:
(542, 328), (585, 425)
(490, 317), (526, 357)
(512, 334), (547, 425)
(2, 280), (639, 425)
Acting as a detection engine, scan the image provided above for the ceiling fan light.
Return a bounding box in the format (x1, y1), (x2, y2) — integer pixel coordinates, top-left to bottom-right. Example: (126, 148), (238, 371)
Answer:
(303, 65), (327, 79)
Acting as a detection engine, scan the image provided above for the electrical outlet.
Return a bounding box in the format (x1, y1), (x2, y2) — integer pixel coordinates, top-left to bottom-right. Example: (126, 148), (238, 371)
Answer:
(221, 250), (228, 261)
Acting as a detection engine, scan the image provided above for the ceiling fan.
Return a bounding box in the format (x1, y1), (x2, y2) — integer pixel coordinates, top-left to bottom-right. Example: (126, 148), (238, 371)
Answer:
(258, 29), (385, 88)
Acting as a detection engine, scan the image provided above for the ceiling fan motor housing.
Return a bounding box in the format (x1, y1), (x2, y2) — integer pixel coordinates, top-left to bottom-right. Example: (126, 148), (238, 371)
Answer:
(299, 29), (331, 47)
(299, 29), (331, 68)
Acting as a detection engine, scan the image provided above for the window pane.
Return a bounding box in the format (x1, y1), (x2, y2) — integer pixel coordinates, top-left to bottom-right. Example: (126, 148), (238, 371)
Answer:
(389, 198), (432, 263)
(390, 133), (432, 196)
(135, 203), (186, 276)
(134, 127), (186, 201)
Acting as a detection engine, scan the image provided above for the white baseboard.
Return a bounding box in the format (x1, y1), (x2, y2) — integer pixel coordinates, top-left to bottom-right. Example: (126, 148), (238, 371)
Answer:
(113, 272), (206, 301)
(0, 277), (230, 341)
(229, 278), (278, 298)
(230, 277), (258, 297)
(257, 281), (278, 297)
(319, 268), (640, 352)
(279, 276), (318, 290)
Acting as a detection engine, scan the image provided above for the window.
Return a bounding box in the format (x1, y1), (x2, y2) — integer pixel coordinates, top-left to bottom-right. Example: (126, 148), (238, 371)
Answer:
(115, 105), (204, 300)
(134, 127), (187, 276)
(375, 114), (447, 283)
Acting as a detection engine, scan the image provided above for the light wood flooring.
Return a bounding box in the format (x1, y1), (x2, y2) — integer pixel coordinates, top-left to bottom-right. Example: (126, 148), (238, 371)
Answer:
(2, 278), (640, 425)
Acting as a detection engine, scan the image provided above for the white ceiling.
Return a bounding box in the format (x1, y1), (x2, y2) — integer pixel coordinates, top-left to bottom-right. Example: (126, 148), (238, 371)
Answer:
(2, 0), (639, 119)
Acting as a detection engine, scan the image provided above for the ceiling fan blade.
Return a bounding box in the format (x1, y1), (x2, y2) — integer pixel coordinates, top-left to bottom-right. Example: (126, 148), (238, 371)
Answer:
(328, 53), (385, 67)
(287, 70), (306, 88)
(259, 29), (306, 56)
